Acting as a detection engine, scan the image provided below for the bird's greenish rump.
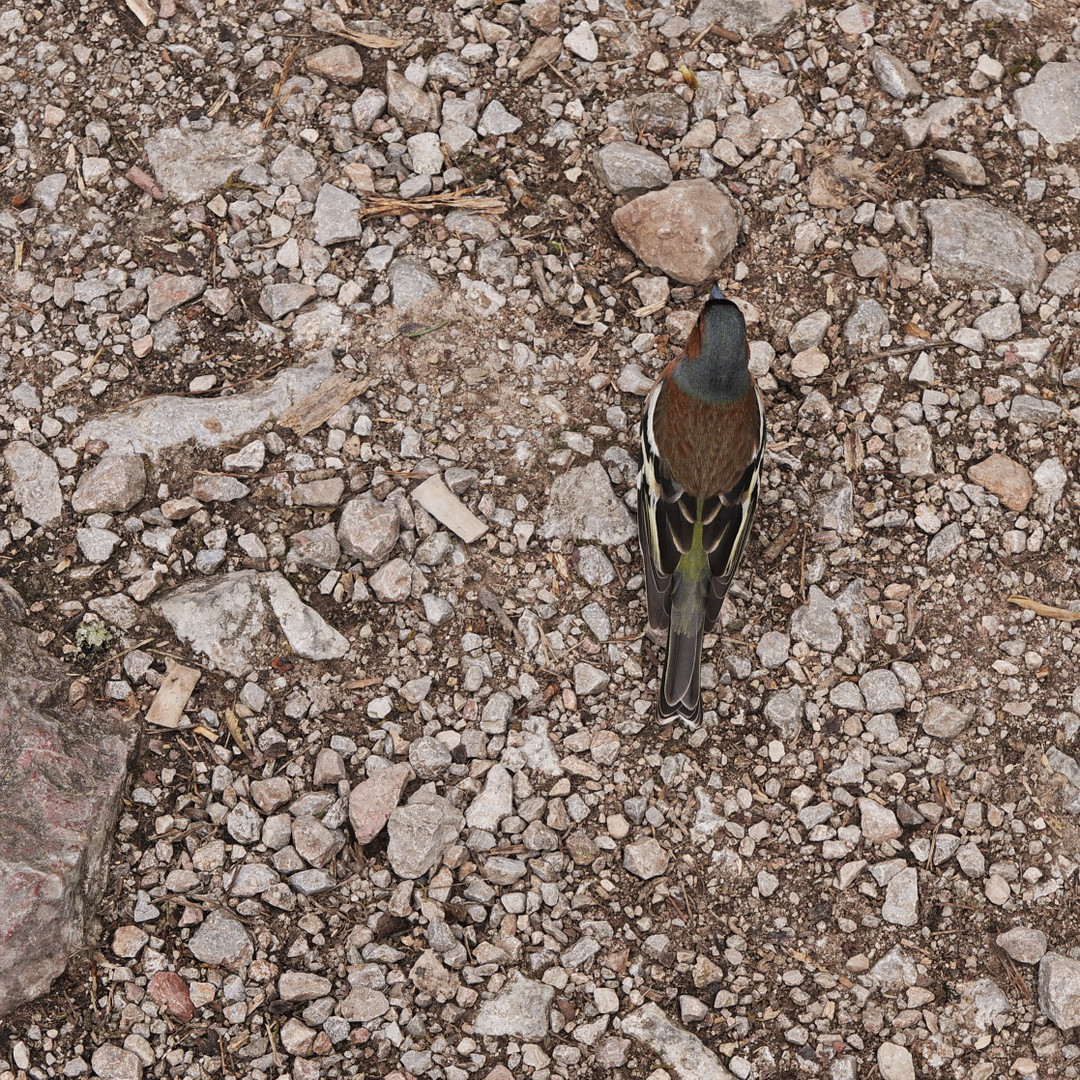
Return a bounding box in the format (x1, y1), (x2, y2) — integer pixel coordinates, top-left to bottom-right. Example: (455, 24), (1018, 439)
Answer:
(637, 285), (765, 723)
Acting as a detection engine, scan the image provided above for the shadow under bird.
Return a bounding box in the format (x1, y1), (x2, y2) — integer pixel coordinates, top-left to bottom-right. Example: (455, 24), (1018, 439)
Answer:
(637, 284), (766, 724)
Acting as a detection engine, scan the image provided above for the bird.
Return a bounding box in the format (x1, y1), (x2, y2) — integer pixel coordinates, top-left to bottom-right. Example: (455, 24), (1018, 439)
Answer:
(637, 284), (765, 724)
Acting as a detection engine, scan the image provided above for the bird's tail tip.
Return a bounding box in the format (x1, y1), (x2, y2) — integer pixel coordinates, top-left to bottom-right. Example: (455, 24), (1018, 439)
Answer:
(710, 283), (725, 301)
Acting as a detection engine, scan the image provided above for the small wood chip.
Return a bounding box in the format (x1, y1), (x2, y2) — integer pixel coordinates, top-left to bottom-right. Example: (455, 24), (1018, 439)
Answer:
(124, 0), (155, 26)
(411, 474), (488, 543)
(145, 661), (201, 728)
(1007, 595), (1080, 622)
(518, 35), (563, 81)
(279, 373), (371, 436)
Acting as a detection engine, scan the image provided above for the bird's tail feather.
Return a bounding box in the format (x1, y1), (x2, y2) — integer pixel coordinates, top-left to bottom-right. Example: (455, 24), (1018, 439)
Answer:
(659, 572), (708, 724)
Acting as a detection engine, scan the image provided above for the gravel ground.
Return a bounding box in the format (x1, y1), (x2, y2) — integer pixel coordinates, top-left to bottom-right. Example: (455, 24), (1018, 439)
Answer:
(2, 0), (1080, 1078)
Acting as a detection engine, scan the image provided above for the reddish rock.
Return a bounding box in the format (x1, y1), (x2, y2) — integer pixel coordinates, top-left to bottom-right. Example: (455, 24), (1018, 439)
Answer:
(148, 971), (195, 1022)
(348, 763), (413, 845)
(967, 454), (1033, 512)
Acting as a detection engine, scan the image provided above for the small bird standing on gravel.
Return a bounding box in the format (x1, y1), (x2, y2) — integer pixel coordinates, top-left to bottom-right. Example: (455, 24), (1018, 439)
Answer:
(638, 285), (765, 724)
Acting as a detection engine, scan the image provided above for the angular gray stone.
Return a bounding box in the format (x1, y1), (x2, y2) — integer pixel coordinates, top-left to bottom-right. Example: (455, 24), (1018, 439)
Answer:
(187, 910), (253, 969)
(369, 558), (413, 602)
(465, 764), (513, 832)
(279, 971), (333, 1002)
(337, 494), (399, 566)
(1015, 62), (1080, 145)
(478, 100), (522, 137)
(920, 697), (968, 738)
(997, 927), (1047, 965)
(0, 585), (138, 1017)
(606, 92), (689, 139)
(881, 866), (919, 926)
(147, 274), (206, 322)
(790, 587), (842, 653)
(623, 837), (670, 880)
(593, 142), (673, 196)
(843, 297), (890, 349)
(927, 522), (965, 563)
(90, 1046), (143, 1080)
(877, 1043), (914, 1080)
(1039, 953), (1080, 1030)
(259, 283), (316, 320)
(752, 96), (804, 140)
(473, 972), (555, 1040)
(921, 198), (1047, 292)
(387, 257), (440, 310)
(789, 310), (831, 353)
(859, 669), (905, 713)
(934, 150), (987, 187)
(540, 460), (634, 545)
(313, 183), (363, 246)
(689, 0), (804, 38)
(71, 455), (147, 514)
(145, 123), (264, 204)
(895, 425), (934, 477)
(764, 685), (805, 739)
(859, 798), (901, 843)
(870, 49), (922, 100)
(305, 44), (364, 85)
(1009, 394), (1061, 427)
(1043, 251), (1080, 298)
(79, 357), (333, 461)
(386, 70), (437, 134)
(973, 303), (1021, 341)
(622, 1002), (735, 1079)
(612, 179), (740, 286)
(387, 795), (464, 878)
(349, 763), (413, 845)
(3, 441), (63, 526)
(156, 570), (347, 677)
(288, 525), (340, 570)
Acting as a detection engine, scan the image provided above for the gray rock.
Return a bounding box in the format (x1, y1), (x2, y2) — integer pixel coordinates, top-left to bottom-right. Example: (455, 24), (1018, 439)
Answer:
(147, 274), (206, 322)
(387, 71), (437, 134)
(1032, 457), (1068, 522)
(313, 183), (363, 246)
(540, 460), (634, 545)
(819, 479), (854, 534)
(76, 527), (120, 564)
(859, 669), (905, 713)
(408, 736), (451, 779)
(1043, 251), (1080, 297)
(474, 972), (555, 1039)
(622, 1002), (735, 1079)
(79, 357), (332, 461)
(387, 257), (440, 310)
(157, 570), (347, 676)
(859, 798), (901, 843)
(564, 20), (598, 60)
(1015, 62), (1080, 145)
(190, 474), (250, 503)
(339, 985), (390, 1022)
(187, 910), (253, 969)
(689, 0), (805, 38)
(843, 297), (890, 349)
(352, 88), (388, 132)
(927, 522), (965, 563)
(279, 971), (333, 1002)
(973, 303), (1021, 341)
(269, 145), (317, 184)
(788, 310), (831, 353)
(623, 837), (670, 880)
(478, 100), (522, 136)
(877, 1043), (915, 1080)
(921, 697), (968, 738)
(594, 142), (673, 195)
(934, 150), (986, 187)
(605, 92), (689, 139)
(406, 131), (444, 176)
(305, 44), (364, 85)
(3, 441), (63, 526)
(387, 795), (464, 878)
(967, 0), (1030, 17)
(90, 1046), (144, 1080)
(369, 558), (413, 602)
(921, 198), (1047, 292)
(997, 927), (1047, 965)
(756, 631), (791, 669)
(752, 96), (804, 140)
(292, 816), (344, 867)
(259, 283), (316, 320)
(881, 866), (918, 926)
(851, 245), (888, 277)
(337, 494), (399, 566)
(288, 525), (340, 570)
(144, 122), (263, 205)
(1009, 394), (1061, 427)
(870, 49), (922, 100)
(0, 586), (138, 1016)
(612, 180), (740, 286)
(895, 425), (934, 476)
(465, 764), (513, 831)
(764, 685), (805, 739)
(1039, 953), (1080, 1030)
(573, 662), (610, 696)
(349, 763), (412, 845)
(790, 587), (842, 652)
(32, 172), (67, 212)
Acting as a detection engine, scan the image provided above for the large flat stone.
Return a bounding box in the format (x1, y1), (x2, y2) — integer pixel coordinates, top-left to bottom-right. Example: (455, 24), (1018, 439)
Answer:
(0, 583), (138, 1017)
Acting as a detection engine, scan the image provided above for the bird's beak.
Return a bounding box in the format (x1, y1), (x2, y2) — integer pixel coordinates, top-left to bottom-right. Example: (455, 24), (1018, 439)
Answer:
(710, 284), (725, 301)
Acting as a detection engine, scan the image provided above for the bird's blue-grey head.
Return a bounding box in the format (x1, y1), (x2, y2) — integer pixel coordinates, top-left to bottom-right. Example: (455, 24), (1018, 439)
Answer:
(673, 295), (750, 404)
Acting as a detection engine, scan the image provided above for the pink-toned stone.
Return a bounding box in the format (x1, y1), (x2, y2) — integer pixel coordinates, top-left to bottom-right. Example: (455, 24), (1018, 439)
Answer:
(348, 763), (413, 845)
(967, 454), (1033, 511)
(148, 970), (195, 1022)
